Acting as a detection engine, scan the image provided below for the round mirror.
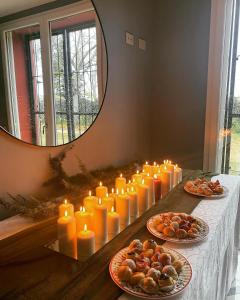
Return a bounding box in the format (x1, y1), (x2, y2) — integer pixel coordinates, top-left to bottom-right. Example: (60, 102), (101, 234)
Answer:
(0, 0), (107, 146)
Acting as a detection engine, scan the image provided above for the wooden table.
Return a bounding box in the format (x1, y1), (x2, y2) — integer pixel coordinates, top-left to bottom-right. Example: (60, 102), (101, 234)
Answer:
(0, 170), (203, 300)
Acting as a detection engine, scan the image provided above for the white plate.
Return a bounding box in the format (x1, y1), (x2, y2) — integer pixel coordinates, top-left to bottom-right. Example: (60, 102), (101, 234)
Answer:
(147, 214), (209, 244)
(184, 185), (228, 199)
(109, 246), (192, 299)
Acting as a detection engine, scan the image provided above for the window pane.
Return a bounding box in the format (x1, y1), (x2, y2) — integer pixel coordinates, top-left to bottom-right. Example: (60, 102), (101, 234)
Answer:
(6, 24), (46, 145)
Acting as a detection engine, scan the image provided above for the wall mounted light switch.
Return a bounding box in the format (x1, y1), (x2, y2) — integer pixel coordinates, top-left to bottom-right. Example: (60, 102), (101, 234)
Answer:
(126, 32), (134, 46)
(139, 38), (146, 51)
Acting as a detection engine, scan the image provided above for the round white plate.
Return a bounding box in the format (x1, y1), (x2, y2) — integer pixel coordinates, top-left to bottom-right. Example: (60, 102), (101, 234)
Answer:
(147, 214), (209, 244)
(184, 185), (228, 199)
(109, 246), (192, 299)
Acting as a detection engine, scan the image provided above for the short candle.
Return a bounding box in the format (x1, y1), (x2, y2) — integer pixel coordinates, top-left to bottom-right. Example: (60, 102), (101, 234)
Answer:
(77, 224), (95, 262)
(59, 199), (74, 217)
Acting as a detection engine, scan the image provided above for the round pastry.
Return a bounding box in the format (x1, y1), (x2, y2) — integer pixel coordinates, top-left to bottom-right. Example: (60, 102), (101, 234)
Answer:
(159, 253), (172, 266)
(172, 260), (184, 274)
(143, 249), (154, 258)
(125, 251), (139, 260)
(129, 239), (143, 253)
(121, 259), (136, 271)
(191, 223), (201, 231)
(170, 221), (179, 231)
(136, 260), (150, 273)
(117, 266), (133, 282)
(162, 265), (178, 280)
(188, 228), (199, 238)
(158, 273), (175, 292)
(156, 223), (166, 233)
(163, 226), (175, 237)
(155, 245), (165, 254)
(176, 229), (187, 239)
(151, 261), (163, 271)
(130, 272), (145, 285)
(151, 252), (161, 262)
(140, 277), (159, 294)
(171, 216), (181, 223)
(146, 268), (161, 282)
(143, 239), (157, 251)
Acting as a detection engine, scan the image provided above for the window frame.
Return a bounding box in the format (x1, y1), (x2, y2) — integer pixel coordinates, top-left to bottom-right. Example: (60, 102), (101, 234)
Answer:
(0, 0), (101, 146)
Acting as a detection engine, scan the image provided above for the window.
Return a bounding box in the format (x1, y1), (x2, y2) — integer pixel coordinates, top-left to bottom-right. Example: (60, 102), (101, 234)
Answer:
(0, 1), (106, 146)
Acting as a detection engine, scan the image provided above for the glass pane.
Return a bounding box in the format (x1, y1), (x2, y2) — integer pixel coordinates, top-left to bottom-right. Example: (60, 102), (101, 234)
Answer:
(6, 24), (46, 145)
(50, 10), (100, 142)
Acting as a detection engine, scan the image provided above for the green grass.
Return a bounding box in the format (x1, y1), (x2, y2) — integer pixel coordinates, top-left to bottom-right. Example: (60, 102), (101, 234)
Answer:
(229, 118), (240, 175)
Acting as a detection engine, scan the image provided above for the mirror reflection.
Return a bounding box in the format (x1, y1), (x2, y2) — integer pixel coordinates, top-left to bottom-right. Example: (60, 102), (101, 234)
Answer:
(0, 1), (107, 146)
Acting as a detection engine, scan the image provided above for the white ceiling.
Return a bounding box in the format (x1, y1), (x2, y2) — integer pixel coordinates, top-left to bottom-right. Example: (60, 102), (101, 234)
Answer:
(0, 0), (56, 17)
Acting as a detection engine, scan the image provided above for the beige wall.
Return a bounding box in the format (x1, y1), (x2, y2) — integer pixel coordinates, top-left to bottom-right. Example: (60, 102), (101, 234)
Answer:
(0, 0), (154, 195)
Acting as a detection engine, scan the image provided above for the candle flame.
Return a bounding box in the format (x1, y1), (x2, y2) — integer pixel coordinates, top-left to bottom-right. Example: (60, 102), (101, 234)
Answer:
(84, 224), (87, 231)
(142, 179), (145, 185)
(147, 173), (150, 177)
(89, 191), (92, 196)
(127, 187), (129, 193)
(164, 166), (167, 171)
(116, 188), (119, 195)
(169, 160), (172, 164)
(120, 173), (123, 178)
(131, 186), (134, 192)
(133, 178), (136, 183)
(176, 164), (178, 168)
(154, 174), (157, 179)
(64, 199), (68, 204)
(99, 181), (102, 186)
(128, 180), (131, 184)
(80, 206), (83, 212)
(154, 161), (156, 166)
(83, 207), (86, 212)
(121, 188), (124, 195)
(98, 198), (102, 205)
(136, 170), (139, 174)
(111, 206), (114, 213)
(64, 210), (68, 217)
(106, 193), (109, 197)
(112, 188), (114, 193)
(145, 161), (148, 165)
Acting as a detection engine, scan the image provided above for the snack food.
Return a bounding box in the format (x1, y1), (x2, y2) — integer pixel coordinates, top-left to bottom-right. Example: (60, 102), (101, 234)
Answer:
(185, 178), (224, 196)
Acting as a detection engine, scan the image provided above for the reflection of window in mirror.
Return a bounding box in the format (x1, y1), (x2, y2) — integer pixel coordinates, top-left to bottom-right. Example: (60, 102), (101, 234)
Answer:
(0, 2), (106, 146)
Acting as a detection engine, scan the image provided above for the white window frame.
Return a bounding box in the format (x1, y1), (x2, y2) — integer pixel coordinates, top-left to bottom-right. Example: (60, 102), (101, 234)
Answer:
(0, 0), (100, 146)
(203, 0), (236, 173)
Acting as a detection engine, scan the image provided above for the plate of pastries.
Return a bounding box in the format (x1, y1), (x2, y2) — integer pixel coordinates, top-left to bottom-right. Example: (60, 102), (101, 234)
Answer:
(109, 239), (192, 299)
(184, 177), (227, 198)
(147, 212), (209, 244)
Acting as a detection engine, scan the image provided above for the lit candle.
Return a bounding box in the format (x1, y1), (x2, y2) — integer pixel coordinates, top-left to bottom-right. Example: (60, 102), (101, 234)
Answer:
(136, 179), (149, 215)
(132, 170), (142, 185)
(159, 166), (171, 197)
(143, 161), (152, 175)
(75, 206), (92, 232)
(58, 199), (74, 217)
(127, 186), (139, 222)
(116, 189), (130, 230)
(96, 182), (108, 198)
(77, 224), (95, 262)
(153, 174), (161, 202)
(102, 193), (115, 212)
(93, 198), (107, 248)
(152, 162), (160, 175)
(142, 173), (155, 206)
(115, 173), (126, 192)
(107, 206), (120, 240)
(83, 191), (98, 213)
(174, 164), (183, 185)
(57, 210), (76, 258)
(167, 161), (175, 189)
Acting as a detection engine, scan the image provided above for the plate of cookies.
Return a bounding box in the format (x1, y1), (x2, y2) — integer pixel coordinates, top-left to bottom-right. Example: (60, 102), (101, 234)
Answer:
(147, 212), (209, 244)
(184, 178), (228, 198)
(109, 239), (192, 299)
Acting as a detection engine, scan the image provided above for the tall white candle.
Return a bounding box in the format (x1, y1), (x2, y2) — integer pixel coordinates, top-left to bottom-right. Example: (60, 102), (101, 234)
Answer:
(159, 166), (171, 197)
(137, 179), (149, 215)
(116, 189), (130, 230)
(143, 173), (155, 206)
(83, 191), (98, 213)
(127, 186), (139, 222)
(77, 224), (95, 262)
(115, 173), (127, 192)
(59, 199), (74, 217)
(107, 206), (120, 240)
(57, 210), (76, 258)
(93, 198), (107, 248)
(96, 182), (108, 198)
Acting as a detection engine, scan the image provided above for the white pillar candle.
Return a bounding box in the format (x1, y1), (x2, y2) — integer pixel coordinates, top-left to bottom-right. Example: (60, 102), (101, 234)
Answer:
(102, 193), (115, 212)
(96, 182), (108, 198)
(159, 166), (171, 197)
(127, 186), (139, 222)
(115, 173), (127, 192)
(116, 189), (130, 230)
(137, 179), (149, 215)
(132, 170), (142, 184)
(83, 191), (98, 213)
(167, 161), (175, 189)
(57, 211), (76, 258)
(107, 206), (120, 240)
(75, 206), (92, 232)
(77, 224), (95, 262)
(143, 173), (155, 206)
(59, 199), (74, 217)
(143, 161), (152, 175)
(93, 198), (107, 248)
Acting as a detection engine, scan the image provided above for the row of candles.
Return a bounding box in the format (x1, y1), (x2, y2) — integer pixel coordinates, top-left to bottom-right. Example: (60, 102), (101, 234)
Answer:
(57, 160), (182, 261)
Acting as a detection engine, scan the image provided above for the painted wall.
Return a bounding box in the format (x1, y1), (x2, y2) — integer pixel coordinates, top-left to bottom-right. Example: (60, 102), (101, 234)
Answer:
(150, 0), (211, 169)
(0, 0), (154, 195)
